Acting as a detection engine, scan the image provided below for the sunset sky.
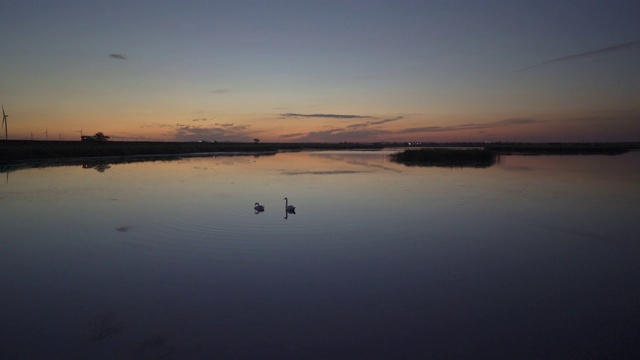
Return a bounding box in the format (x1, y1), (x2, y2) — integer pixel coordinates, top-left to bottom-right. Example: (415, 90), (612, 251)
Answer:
(1, 0), (639, 142)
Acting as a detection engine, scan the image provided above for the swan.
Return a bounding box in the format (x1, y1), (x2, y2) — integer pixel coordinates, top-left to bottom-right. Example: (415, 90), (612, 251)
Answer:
(284, 197), (296, 213)
(254, 202), (265, 212)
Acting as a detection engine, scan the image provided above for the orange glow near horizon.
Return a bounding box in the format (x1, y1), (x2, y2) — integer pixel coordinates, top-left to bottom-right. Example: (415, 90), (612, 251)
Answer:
(2, 2), (640, 144)
(5, 108), (640, 143)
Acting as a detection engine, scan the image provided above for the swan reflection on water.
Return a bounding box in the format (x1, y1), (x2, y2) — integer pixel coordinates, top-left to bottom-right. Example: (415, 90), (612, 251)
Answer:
(254, 202), (265, 214)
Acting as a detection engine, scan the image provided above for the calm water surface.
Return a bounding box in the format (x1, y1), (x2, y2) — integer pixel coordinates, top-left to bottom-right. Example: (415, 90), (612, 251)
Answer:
(1, 150), (639, 359)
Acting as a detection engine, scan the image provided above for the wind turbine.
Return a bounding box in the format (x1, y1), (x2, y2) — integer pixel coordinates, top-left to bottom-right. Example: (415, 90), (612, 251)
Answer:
(76, 129), (83, 140)
(1, 104), (7, 140)
(43, 128), (48, 140)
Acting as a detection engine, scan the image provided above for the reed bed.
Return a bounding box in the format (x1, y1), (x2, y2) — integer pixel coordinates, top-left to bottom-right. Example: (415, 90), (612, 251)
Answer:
(390, 148), (499, 168)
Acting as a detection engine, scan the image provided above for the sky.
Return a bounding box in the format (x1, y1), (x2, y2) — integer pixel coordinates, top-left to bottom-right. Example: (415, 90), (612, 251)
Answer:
(1, 0), (640, 142)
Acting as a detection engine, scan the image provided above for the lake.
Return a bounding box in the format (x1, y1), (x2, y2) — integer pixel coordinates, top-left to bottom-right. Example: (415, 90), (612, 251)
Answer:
(1, 149), (639, 359)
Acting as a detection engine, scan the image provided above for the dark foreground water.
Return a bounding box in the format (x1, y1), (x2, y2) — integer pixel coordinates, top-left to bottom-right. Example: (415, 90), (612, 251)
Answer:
(1, 150), (639, 359)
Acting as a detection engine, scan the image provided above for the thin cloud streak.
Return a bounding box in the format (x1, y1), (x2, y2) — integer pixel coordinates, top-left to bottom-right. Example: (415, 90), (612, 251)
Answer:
(347, 116), (404, 129)
(516, 39), (640, 72)
(140, 122), (174, 128)
(174, 123), (253, 141)
(292, 128), (392, 142)
(280, 117), (541, 142)
(284, 170), (367, 176)
(141, 122), (255, 141)
(282, 113), (372, 119)
(280, 115), (404, 142)
(109, 53), (127, 60)
(498, 118), (538, 125)
(280, 132), (306, 139)
(398, 118), (541, 134)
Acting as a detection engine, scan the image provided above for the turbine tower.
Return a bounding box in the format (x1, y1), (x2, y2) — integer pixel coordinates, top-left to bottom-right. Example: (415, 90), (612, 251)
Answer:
(1, 105), (7, 140)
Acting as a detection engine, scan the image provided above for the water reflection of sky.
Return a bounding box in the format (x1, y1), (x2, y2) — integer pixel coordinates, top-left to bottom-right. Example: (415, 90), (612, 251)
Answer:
(1, 150), (639, 358)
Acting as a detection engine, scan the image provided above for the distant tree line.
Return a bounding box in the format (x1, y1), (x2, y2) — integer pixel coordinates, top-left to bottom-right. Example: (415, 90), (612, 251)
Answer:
(81, 132), (110, 142)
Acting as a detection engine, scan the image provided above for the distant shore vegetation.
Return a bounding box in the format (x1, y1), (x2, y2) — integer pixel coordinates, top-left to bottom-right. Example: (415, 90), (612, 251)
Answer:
(0, 140), (385, 171)
(0, 140), (637, 172)
(390, 143), (634, 168)
(390, 148), (499, 168)
(0, 140), (383, 163)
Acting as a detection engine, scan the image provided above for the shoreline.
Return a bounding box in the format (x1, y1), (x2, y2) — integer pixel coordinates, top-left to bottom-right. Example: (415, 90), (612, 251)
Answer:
(1, 140), (638, 172)
(0, 140), (384, 164)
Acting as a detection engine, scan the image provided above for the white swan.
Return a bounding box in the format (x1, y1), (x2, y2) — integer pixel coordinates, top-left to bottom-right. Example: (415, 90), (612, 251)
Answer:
(284, 197), (295, 213)
(254, 202), (265, 212)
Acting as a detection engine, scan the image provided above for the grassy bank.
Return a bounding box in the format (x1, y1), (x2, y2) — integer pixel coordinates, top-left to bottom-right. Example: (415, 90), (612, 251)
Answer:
(0, 140), (384, 164)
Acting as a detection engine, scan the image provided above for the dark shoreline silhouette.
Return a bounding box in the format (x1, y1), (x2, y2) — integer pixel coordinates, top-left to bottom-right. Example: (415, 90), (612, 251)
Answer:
(0, 140), (384, 164)
(0, 140), (637, 172)
(390, 143), (634, 168)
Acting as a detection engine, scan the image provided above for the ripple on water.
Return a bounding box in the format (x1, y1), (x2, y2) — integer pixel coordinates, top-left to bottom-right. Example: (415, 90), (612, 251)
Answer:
(103, 207), (415, 298)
